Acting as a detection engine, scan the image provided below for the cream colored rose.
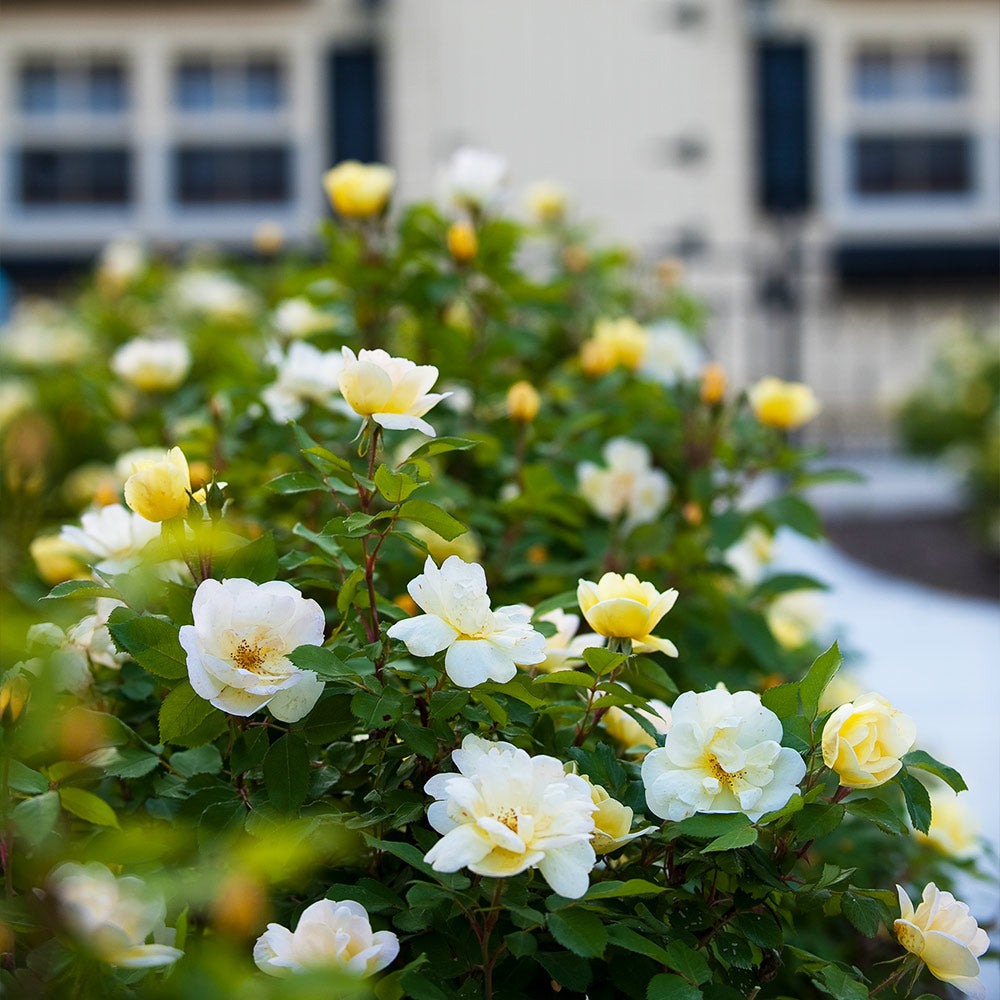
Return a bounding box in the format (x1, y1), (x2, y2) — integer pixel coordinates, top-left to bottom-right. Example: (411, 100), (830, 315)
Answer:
(894, 883), (988, 999)
(111, 337), (190, 392)
(577, 572), (678, 655)
(30, 534), (90, 585)
(506, 380), (540, 422)
(578, 774), (654, 854)
(916, 790), (981, 860)
(821, 692), (916, 788)
(323, 161), (395, 218)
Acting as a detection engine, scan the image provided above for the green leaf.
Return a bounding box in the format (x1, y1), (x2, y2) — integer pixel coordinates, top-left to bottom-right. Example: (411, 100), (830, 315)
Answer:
(159, 681), (216, 745)
(58, 787), (119, 828)
(730, 608), (782, 670)
(532, 589), (578, 617)
(429, 690), (468, 720)
(374, 465), (422, 503)
(703, 825), (759, 852)
(12, 791), (60, 844)
(8, 761), (49, 795)
(582, 647), (627, 676)
(42, 579), (123, 602)
(397, 971), (449, 1000)
(842, 892), (884, 937)
(845, 797), (907, 835)
(95, 748), (161, 779)
(761, 495), (823, 539)
(672, 813), (753, 840)
(326, 879), (402, 914)
(170, 744), (223, 777)
(798, 642), (841, 721)
(760, 681), (799, 720)
(533, 670), (595, 688)
(606, 924), (670, 963)
(752, 573), (829, 599)
(547, 909), (607, 958)
(898, 768), (932, 833)
(504, 931), (537, 958)
(351, 688), (406, 729)
(288, 644), (369, 679)
(902, 750), (967, 793)
(398, 499), (466, 540)
(336, 566), (366, 616)
(535, 952), (592, 993)
(217, 534), (279, 583)
(396, 719), (438, 758)
(793, 803), (845, 842)
(263, 734), (310, 812)
(266, 472), (326, 494)
(662, 941), (712, 984)
(583, 879), (664, 900)
(814, 965), (869, 1000)
(405, 436), (476, 460)
(647, 973), (703, 1000)
(108, 610), (189, 680)
(299, 695), (355, 744)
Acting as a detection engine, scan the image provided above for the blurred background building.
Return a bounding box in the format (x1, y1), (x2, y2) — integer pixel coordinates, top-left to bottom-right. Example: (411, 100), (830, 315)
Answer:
(1, 0), (998, 446)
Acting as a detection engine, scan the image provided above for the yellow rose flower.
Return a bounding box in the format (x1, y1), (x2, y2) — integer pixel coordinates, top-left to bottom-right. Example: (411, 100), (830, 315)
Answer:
(576, 572), (678, 655)
(748, 377), (820, 430)
(580, 338), (617, 377)
(603, 695), (673, 752)
(446, 221), (478, 263)
(30, 534), (90, 585)
(700, 362), (726, 405)
(821, 692), (916, 788)
(323, 161), (395, 218)
(894, 883), (988, 998)
(0, 674), (30, 723)
(506, 381), (540, 422)
(577, 775), (653, 854)
(123, 447), (191, 522)
(591, 317), (648, 371)
(916, 790), (981, 860)
(407, 521), (481, 565)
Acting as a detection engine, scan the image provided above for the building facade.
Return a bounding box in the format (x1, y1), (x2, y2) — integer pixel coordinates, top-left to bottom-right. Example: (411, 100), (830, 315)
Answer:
(1, 0), (997, 445)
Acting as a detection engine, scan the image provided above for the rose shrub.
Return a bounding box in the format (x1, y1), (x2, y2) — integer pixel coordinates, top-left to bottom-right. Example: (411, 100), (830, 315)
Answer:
(0, 156), (990, 999)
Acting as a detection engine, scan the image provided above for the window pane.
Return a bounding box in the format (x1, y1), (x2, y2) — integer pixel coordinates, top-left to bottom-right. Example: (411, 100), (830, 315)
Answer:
(853, 135), (971, 195)
(854, 47), (895, 100)
(19, 61), (58, 113)
(923, 47), (966, 99)
(20, 147), (131, 204)
(89, 61), (127, 112)
(175, 145), (290, 203)
(245, 58), (283, 110)
(176, 59), (216, 111)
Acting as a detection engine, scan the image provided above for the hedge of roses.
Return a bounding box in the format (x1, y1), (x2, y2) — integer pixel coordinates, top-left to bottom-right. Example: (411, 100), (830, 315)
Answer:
(0, 152), (991, 1000)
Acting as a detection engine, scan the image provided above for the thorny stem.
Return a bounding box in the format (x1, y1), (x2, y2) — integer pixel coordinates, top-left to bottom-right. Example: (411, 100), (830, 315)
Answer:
(869, 956), (920, 996)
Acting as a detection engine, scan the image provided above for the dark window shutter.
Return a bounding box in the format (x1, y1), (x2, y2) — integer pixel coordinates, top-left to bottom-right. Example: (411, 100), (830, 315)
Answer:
(756, 40), (812, 214)
(328, 44), (381, 165)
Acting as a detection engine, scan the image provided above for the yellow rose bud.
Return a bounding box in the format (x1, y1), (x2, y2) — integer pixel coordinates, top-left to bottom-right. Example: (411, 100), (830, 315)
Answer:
(748, 377), (820, 431)
(577, 572), (678, 655)
(580, 338), (617, 377)
(0, 675), (30, 724)
(323, 161), (395, 218)
(584, 777), (635, 854)
(592, 317), (648, 371)
(188, 460), (212, 491)
(59, 707), (111, 760)
(30, 535), (90, 585)
(700, 362), (726, 405)
(252, 220), (284, 256)
(894, 883), (988, 996)
(656, 256), (685, 287)
(821, 692), (916, 788)
(506, 381), (540, 422)
(123, 446), (191, 522)
(447, 221), (478, 263)
(527, 544), (548, 565)
(563, 244), (591, 273)
(681, 501), (703, 526)
(525, 181), (568, 223)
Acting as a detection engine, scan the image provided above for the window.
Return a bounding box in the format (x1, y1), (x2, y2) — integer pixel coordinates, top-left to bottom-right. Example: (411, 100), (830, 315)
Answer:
(173, 55), (285, 112)
(852, 44), (968, 102)
(17, 57), (128, 114)
(853, 135), (971, 195)
(20, 148), (132, 204)
(174, 145), (290, 203)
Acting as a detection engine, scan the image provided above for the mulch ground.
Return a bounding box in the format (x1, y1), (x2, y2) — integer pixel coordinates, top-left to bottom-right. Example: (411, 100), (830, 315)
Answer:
(825, 514), (999, 601)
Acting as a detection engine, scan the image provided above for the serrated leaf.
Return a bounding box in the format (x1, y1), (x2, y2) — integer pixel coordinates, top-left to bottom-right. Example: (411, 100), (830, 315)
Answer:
(533, 670), (595, 687)
(647, 973), (703, 1000)
(58, 787), (119, 828)
(406, 436), (476, 460)
(108, 611), (188, 680)
(845, 797), (907, 835)
(703, 825), (759, 852)
(288, 644), (369, 679)
(760, 681), (799, 719)
(898, 768), (932, 833)
(793, 803), (845, 842)
(547, 909), (607, 958)
(842, 892), (884, 937)
(798, 642), (841, 721)
(902, 750), (967, 793)
(662, 941), (711, 985)
(217, 533), (279, 583)
(94, 747), (160, 779)
(170, 744), (223, 777)
(159, 680), (216, 744)
(582, 647), (626, 676)
(606, 924), (670, 963)
(374, 465), (422, 503)
(299, 694), (355, 744)
(398, 499), (466, 541)
(263, 734), (309, 812)
(583, 879), (664, 900)
(42, 580), (123, 602)
(672, 813), (753, 839)
(266, 472), (326, 494)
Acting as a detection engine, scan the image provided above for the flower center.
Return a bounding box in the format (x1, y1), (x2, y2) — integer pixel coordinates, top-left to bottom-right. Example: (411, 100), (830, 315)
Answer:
(706, 754), (747, 789)
(232, 639), (268, 673)
(494, 807), (519, 832)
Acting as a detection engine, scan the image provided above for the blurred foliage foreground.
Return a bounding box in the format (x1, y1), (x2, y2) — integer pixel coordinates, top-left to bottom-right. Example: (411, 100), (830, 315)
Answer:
(0, 156), (993, 1000)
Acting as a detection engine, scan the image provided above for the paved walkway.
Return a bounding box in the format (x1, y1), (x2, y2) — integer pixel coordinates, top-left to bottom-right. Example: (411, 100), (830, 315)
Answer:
(771, 452), (998, 991)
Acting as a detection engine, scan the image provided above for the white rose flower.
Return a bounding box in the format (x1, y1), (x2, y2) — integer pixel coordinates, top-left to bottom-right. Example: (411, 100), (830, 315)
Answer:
(262, 342), (347, 423)
(423, 734), (597, 898)
(639, 320), (706, 385)
(766, 589), (825, 649)
(98, 236), (146, 290)
(642, 688), (806, 822)
(577, 438), (671, 530)
(49, 862), (182, 968)
(174, 271), (256, 320)
(67, 597), (129, 670)
(895, 883), (989, 999)
(338, 347), (449, 437)
(111, 337), (191, 393)
(723, 526), (774, 587)
(441, 147), (509, 212)
(387, 556), (547, 687)
(271, 298), (336, 339)
(254, 899), (399, 979)
(511, 606), (601, 673)
(60, 504), (160, 575)
(178, 578), (326, 723)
